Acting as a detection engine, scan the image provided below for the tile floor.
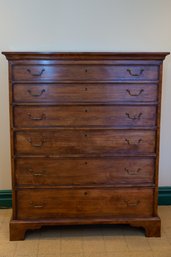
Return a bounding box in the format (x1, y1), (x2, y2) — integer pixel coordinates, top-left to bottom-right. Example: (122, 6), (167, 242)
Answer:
(0, 207), (171, 257)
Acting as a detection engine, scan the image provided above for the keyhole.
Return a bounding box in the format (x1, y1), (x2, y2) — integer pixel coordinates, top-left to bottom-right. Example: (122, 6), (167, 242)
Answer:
(85, 87), (88, 91)
(85, 69), (88, 73)
(85, 109), (88, 113)
(84, 134), (87, 137)
(84, 192), (88, 196)
(85, 161), (88, 165)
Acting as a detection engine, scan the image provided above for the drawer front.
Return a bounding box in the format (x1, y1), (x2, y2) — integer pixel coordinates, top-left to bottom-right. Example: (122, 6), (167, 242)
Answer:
(15, 130), (156, 156)
(12, 64), (159, 81)
(14, 105), (156, 128)
(15, 157), (155, 186)
(13, 84), (158, 103)
(16, 188), (154, 219)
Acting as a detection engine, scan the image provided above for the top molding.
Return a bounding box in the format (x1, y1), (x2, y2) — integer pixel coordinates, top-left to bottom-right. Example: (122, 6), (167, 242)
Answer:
(2, 52), (170, 61)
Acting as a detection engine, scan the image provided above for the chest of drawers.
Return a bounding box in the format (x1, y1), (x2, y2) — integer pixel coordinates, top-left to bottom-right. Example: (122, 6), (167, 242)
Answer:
(2, 52), (169, 240)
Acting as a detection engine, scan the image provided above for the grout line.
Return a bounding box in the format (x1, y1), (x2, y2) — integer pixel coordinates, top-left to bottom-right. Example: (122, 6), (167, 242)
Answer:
(146, 236), (153, 252)
(80, 228), (85, 257)
(59, 228), (61, 257)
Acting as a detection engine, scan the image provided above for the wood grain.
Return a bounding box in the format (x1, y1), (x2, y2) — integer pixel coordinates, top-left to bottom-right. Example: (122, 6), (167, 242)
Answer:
(13, 83), (158, 103)
(15, 130), (156, 156)
(12, 64), (159, 81)
(16, 188), (154, 219)
(2, 51), (169, 240)
(14, 105), (156, 127)
(15, 157), (155, 186)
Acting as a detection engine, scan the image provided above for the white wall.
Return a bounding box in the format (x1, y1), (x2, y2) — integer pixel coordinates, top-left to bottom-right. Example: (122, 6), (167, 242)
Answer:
(0, 0), (171, 189)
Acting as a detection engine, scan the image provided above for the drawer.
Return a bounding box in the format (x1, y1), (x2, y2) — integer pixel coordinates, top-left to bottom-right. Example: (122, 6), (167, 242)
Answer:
(15, 157), (155, 186)
(14, 105), (157, 128)
(13, 83), (158, 103)
(16, 188), (154, 219)
(12, 64), (159, 81)
(15, 130), (156, 156)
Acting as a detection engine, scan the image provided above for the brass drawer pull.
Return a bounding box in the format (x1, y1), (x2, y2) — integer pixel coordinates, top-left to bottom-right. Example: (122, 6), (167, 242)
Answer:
(27, 89), (46, 97)
(126, 89), (144, 96)
(127, 68), (144, 77)
(27, 68), (45, 77)
(26, 168), (46, 177)
(30, 201), (45, 209)
(27, 138), (45, 147)
(125, 138), (142, 145)
(124, 200), (140, 207)
(125, 112), (142, 120)
(27, 113), (46, 121)
(33, 173), (46, 177)
(125, 168), (141, 175)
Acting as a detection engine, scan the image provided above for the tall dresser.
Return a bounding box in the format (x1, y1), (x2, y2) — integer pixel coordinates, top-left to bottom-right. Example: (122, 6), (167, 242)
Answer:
(2, 52), (169, 240)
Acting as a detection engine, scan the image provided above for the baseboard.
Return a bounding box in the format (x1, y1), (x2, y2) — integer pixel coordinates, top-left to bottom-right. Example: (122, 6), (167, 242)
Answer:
(0, 190), (12, 209)
(0, 187), (171, 208)
(158, 187), (171, 205)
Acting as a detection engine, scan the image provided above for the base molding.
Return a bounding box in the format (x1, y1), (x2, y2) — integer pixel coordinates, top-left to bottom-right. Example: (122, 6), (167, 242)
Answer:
(0, 190), (12, 208)
(10, 216), (161, 240)
(158, 187), (171, 205)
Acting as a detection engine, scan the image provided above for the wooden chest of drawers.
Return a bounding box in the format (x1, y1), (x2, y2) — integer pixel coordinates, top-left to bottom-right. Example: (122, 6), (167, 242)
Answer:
(2, 52), (169, 240)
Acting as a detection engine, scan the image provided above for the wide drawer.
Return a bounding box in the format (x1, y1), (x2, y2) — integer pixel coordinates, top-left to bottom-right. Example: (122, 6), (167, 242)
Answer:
(15, 157), (155, 186)
(15, 130), (156, 156)
(12, 64), (159, 81)
(16, 188), (154, 219)
(14, 105), (156, 128)
(13, 83), (158, 103)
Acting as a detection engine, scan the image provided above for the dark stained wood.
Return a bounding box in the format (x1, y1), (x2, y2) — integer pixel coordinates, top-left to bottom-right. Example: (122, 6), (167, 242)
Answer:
(15, 157), (155, 186)
(2, 51), (169, 240)
(13, 83), (158, 103)
(9, 217), (161, 241)
(16, 188), (154, 219)
(14, 105), (156, 127)
(130, 218), (161, 237)
(10, 220), (42, 241)
(12, 64), (159, 81)
(15, 130), (156, 156)
(2, 51), (169, 60)
(154, 63), (164, 216)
